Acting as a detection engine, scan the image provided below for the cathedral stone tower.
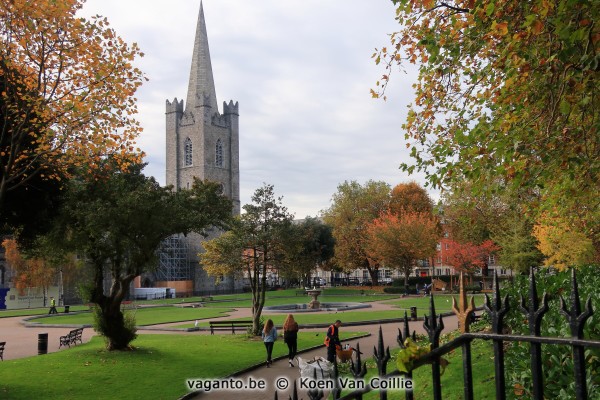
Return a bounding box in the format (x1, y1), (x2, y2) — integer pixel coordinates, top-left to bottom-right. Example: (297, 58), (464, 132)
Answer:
(162, 2), (240, 293)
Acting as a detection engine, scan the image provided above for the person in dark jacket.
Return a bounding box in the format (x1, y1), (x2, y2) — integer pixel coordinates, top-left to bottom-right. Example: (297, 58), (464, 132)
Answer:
(283, 313), (299, 367)
(324, 320), (342, 363)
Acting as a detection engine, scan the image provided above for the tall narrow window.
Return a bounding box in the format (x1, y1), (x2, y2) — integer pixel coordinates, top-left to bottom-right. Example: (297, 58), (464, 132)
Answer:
(215, 139), (223, 167)
(184, 137), (193, 167)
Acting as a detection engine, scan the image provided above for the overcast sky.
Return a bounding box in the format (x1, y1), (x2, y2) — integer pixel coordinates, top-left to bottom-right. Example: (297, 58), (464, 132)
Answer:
(80, 0), (433, 218)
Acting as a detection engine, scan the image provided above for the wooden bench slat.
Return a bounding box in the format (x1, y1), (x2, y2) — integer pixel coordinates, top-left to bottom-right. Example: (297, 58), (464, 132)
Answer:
(208, 320), (253, 335)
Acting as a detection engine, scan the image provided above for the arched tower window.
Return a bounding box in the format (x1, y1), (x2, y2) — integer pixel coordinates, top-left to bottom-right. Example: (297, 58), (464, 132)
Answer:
(184, 137), (193, 167)
(215, 139), (223, 167)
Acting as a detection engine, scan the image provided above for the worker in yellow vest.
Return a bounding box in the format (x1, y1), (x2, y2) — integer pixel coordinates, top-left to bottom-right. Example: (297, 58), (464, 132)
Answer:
(324, 320), (342, 363)
(48, 296), (58, 314)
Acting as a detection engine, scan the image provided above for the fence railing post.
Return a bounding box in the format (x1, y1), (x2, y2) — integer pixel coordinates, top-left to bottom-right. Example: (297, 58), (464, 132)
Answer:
(518, 267), (548, 399)
(397, 312), (415, 400)
(452, 272), (475, 400)
(424, 293), (444, 400)
(560, 269), (593, 400)
(484, 271), (509, 400)
(373, 326), (391, 400)
(349, 342), (367, 400)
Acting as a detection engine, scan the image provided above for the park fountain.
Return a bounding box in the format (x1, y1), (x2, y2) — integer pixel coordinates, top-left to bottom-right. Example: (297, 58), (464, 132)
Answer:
(263, 287), (371, 313)
(306, 287), (322, 309)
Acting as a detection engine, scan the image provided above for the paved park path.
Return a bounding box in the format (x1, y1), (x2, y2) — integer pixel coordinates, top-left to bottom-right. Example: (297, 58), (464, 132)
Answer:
(188, 299), (459, 400)
(0, 298), (459, 400)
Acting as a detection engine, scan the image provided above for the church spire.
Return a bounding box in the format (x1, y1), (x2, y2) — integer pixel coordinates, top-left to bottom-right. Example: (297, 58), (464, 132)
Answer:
(185, 1), (218, 113)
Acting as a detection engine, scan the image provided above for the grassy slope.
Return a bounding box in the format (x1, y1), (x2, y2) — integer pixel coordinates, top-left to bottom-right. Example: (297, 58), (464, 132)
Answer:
(33, 306), (234, 326)
(339, 339), (495, 399)
(0, 332), (365, 400)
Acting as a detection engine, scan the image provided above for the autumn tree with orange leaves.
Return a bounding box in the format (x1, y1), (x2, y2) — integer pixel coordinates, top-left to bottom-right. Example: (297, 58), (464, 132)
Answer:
(0, 0), (145, 211)
(2, 238), (54, 296)
(533, 215), (597, 270)
(3, 237), (80, 301)
(389, 181), (435, 216)
(322, 180), (391, 285)
(366, 211), (439, 291)
(374, 0), (599, 257)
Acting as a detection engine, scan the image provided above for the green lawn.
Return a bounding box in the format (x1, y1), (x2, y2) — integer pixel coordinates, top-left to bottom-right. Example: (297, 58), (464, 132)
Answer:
(0, 305), (91, 318)
(0, 331), (365, 400)
(201, 294), (400, 308)
(340, 339), (495, 399)
(176, 309), (412, 329)
(382, 294), (486, 314)
(1, 288), (398, 318)
(32, 306), (234, 326)
(411, 339), (495, 399)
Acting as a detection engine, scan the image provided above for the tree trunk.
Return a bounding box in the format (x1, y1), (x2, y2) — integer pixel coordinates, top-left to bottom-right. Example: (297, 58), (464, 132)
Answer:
(89, 262), (137, 350)
(97, 298), (136, 350)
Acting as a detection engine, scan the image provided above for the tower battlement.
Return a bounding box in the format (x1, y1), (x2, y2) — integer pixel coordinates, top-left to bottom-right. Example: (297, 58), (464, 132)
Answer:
(223, 100), (239, 116)
(211, 112), (230, 128)
(166, 98), (184, 114)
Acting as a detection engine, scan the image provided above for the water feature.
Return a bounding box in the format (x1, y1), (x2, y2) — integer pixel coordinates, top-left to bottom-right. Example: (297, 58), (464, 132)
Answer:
(263, 287), (371, 313)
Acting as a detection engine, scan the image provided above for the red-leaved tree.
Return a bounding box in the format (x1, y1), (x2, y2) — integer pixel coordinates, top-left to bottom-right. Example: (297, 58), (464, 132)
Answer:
(445, 239), (499, 278)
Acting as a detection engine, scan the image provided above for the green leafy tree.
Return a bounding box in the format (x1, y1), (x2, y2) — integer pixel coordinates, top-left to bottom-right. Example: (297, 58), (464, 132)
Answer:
(322, 180), (390, 285)
(50, 162), (232, 350)
(441, 179), (508, 245)
(202, 184), (293, 335)
(375, 0), (599, 255)
(492, 212), (544, 273)
(282, 217), (335, 287)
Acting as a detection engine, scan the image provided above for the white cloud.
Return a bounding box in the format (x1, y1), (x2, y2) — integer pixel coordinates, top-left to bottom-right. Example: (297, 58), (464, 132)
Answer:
(80, 0), (436, 217)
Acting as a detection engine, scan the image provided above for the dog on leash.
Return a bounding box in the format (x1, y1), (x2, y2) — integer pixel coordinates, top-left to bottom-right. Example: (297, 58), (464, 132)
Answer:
(336, 344), (363, 363)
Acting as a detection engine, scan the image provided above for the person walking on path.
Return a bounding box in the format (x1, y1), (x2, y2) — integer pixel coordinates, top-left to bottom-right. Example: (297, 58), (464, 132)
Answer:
(282, 314), (299, 367)
(48, 297), (58, 314)
(262, 319), (277, 368)
(324, 319), (342, 363)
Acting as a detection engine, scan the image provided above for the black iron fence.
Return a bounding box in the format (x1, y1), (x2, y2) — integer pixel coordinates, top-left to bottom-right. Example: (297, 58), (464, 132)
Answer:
(277, 268), (600, 400)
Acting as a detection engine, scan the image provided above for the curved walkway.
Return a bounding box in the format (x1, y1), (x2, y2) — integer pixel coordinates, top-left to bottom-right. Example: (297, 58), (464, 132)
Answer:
(191, 311), (458, 400)
(0, 297), (459, 400)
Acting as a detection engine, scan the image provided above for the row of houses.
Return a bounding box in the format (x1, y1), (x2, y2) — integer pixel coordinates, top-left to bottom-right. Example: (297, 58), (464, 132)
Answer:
(310, 237), (514, 287)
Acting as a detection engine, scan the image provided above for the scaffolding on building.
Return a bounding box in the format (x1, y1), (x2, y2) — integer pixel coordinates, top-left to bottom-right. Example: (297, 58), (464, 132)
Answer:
(156, 234), (192, 281)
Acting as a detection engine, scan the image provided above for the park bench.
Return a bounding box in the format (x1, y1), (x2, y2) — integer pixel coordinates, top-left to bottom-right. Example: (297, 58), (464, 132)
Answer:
(209, 320), (253, 335)
(59, 327), (84, 348)
(0, 341), (5, 361)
